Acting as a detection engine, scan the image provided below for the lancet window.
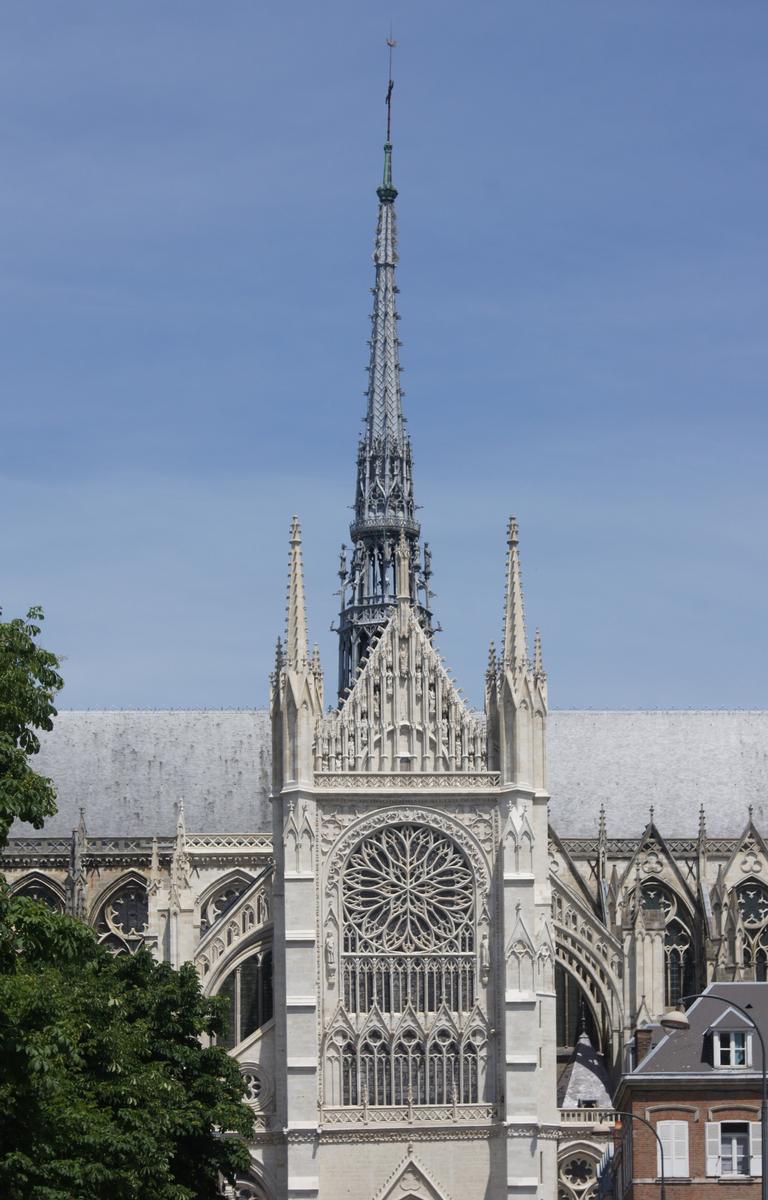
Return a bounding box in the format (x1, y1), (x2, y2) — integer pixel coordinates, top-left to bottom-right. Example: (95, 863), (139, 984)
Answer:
(639, 882), (696, 1007)
(216, 947), (273, 1050)
(736, 880), (768, 981)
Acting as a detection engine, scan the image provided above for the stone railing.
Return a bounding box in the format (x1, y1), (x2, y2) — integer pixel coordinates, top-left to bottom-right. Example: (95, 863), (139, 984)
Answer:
(559, 1108), (617, 1131)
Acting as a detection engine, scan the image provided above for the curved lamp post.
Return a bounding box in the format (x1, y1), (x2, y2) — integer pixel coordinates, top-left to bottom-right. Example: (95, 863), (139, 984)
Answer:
(611, 1109), (667, 1199)
(661, 993), (767, 1200)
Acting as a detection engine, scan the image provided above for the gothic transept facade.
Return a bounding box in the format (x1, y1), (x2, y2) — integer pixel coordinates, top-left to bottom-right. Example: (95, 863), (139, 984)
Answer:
(4, 123), (768, 1200)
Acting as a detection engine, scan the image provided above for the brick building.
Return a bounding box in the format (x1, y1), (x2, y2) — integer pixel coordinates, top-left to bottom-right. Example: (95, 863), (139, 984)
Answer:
(604, 982), (766, 1198)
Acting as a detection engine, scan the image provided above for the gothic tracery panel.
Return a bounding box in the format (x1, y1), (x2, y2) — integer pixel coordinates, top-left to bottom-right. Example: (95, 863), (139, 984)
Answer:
(735, 879), (768, 980)
(93, 876), (149, 955)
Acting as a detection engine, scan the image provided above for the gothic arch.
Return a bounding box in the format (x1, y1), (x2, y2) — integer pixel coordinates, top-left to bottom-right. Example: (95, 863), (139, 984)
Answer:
(89, 870), (149, 955)
(195, 868), (257, 933)
(557, 1139), (603, 1200)
(552, 880), (624, 1061)
(11, 870), (65, 911)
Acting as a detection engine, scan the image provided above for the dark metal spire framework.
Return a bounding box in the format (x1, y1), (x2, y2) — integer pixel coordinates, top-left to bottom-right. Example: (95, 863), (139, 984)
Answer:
(336, 67), (434, 698)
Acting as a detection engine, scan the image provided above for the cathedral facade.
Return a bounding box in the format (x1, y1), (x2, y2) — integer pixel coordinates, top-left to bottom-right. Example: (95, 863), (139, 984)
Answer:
(4, 129), (768, 1200)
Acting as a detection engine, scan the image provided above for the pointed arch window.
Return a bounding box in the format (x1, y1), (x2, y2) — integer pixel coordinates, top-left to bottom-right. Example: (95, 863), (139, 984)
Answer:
(393, 1029), (426, 1105)
(736, 880), (768, 981)
(13, 875), (64, 912)
(639, 882), (696, 1007)
(93, 877), (148, 955)
(427, 1027), (459, 1105)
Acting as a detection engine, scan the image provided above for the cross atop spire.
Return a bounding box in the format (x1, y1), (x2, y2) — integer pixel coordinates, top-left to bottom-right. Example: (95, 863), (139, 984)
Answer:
(285, 516), (309, 669)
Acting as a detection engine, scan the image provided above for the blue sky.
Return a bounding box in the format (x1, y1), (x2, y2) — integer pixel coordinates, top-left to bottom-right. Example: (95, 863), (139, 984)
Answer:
(1, 1), (766, 710)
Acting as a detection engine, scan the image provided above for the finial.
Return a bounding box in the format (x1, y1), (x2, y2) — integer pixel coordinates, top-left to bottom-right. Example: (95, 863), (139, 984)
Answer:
(176, 800), (186, 837)
(598, 804), (607, 842)
(507, 515), (519, 547)
(698, 804), (707, 841)
(274, 635), (284, 674)
(649, 805), (655, 826)
(749, 804), (754, 823)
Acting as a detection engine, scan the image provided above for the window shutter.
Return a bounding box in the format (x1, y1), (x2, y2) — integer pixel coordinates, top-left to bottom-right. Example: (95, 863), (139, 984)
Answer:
(750, 1122), (762, 1177)
(659, 1121), (689, 1178)
(705, 1122), (721, 1176)
(657, 1121), (672, 1178)
(672, 1121), (690, 1177)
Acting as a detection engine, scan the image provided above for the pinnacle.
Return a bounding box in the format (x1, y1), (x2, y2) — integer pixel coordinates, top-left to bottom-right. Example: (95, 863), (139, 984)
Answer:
(502, 516), (528, 668)
(285, 516), (309, 669)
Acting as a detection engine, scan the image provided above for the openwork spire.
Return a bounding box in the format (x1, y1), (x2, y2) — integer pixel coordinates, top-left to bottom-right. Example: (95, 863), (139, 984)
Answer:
(502, 516), (528, 669)
(285, 515), (308, 669)
(336, 81), (433, 699)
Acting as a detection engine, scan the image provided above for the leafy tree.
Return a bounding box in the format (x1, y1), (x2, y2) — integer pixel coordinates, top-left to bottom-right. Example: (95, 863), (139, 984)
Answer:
(0, 606), (63, 848)
(0, 612), (253, 1196)
(0, 897), (252, 1199)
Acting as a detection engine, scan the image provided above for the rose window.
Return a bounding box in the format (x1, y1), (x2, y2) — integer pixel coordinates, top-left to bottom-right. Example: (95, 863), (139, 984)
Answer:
(341, 824), (476, 1016)
(343, 824), (474, 954)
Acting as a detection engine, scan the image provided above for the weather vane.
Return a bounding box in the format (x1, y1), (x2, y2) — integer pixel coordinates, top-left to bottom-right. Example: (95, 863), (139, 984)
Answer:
(386, 34), (397, 143)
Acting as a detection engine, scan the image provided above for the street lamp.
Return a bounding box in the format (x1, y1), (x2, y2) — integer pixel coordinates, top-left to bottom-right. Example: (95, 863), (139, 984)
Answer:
(661, 993), (767, 1200)
(611, 1110), (667, 1200)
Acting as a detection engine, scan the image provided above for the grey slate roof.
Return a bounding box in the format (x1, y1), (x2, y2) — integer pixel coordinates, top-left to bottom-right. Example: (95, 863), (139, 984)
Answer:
(9, 709), (768, 838)
(635, 982), (768, 1077)
(557, 1031), (613, 1108)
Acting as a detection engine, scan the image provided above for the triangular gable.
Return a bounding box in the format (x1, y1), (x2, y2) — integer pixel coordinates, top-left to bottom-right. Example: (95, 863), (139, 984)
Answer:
(315, 603), (486, 775)
(617, 820), (697, 917)
(373, 1154), (453, 1200)
(722, 817), (768, 888)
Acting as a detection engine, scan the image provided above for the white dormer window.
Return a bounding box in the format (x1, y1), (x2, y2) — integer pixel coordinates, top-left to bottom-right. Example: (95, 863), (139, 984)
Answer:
(713, 1030), (751, 1067)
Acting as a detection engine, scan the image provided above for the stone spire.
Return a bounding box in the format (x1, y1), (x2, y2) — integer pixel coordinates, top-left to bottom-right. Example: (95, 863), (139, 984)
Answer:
(502, 516), (528, 670)
(336, 96), (433, 698)
(286, 516), (308, 670)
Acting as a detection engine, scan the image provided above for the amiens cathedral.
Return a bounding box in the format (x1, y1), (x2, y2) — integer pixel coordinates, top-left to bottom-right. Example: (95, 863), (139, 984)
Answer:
(5, 118), (767, 1200)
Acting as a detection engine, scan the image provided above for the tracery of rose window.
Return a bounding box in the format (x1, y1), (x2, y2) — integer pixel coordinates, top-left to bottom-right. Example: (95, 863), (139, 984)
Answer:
(736, 880), (768, 981)
(341, 824), (475, 1015)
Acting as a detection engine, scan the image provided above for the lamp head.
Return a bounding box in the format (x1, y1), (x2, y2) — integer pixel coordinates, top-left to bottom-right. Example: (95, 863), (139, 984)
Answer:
(660, 1008), (691, 1031)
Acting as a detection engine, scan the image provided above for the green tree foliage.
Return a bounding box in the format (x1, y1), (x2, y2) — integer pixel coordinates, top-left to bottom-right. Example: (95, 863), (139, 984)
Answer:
(0, 612), (253, 1196)
(0, 893), (253, 1199)
(0, 606), (63, 848)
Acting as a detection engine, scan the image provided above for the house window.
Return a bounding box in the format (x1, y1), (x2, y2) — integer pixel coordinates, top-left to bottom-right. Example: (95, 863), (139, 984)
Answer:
(721, 1123), (750, 1176)
(706, 1120), (762, 1177)
(714, 1030), (750, 1067)
(657, 1120), (689, 1178)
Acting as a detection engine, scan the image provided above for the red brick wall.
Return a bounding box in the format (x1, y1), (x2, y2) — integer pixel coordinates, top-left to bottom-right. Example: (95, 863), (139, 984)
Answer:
(619, 1088), (762, 1200)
